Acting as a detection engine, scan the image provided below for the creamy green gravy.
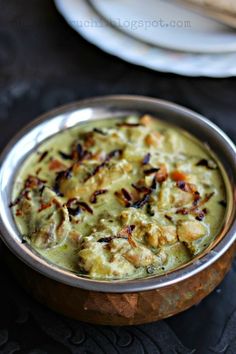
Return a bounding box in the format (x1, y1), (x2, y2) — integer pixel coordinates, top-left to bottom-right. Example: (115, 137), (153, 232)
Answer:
(12, 115), (227, 280)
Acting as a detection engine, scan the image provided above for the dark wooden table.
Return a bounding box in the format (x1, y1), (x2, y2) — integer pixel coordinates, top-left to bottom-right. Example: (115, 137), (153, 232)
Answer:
(0, 1), (236, 353)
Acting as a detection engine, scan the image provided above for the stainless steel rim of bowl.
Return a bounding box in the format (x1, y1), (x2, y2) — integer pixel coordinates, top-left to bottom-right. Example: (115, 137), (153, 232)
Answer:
(0, 95), (235, 293)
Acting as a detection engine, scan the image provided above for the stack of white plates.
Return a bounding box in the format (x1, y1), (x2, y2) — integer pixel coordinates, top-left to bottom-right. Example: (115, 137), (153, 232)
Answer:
(54, 0), (236, 77)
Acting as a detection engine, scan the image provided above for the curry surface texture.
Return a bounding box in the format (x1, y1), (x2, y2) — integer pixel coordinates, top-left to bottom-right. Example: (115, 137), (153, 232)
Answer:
(12, 115), (227, 280)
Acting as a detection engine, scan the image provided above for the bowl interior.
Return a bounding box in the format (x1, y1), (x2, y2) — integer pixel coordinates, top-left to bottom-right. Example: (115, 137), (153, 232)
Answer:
(0, 95), (235, 293)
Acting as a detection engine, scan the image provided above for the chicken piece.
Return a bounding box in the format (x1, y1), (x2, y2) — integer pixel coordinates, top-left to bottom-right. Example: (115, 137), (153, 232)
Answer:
(121, 213), (164, 246)
(31, 204), (70, 249)
(120, 209), (149, 229)
(78, 239), (135, 278)
(106, 237), (157, 268)
(158, 182), (172, 210)
(19, 197), (35, 219)
(16, 186), (70, 249)
(123, 245), (156, 267)
(61, 159), (131, 199)
(29, 187), (71, 249)
(145, 224), (177, 248)
(159, 226), (178, 246)
(158, 182), (193, 210)
(177, 220), (207, 243)
(109, 238), (129, 253)
(145, 224), (161, 248)
(95, 215), (120, 235)
(171, 187), (194, 207)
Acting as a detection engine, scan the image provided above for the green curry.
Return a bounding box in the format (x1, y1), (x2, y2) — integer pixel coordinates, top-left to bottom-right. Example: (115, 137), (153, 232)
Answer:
(11, 115), (227, 280)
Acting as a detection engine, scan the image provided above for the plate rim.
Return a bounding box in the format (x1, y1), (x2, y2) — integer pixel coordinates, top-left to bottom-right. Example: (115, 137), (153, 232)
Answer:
(54, 0), (236, 77)
(88, 0), (236, 54)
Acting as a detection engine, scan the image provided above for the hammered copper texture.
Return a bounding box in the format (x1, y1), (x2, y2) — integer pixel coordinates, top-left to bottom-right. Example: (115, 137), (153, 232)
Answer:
(4, 242), (235, 326)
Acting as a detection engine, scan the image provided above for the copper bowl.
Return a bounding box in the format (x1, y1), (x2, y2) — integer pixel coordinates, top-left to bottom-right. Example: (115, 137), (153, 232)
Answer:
(0, 95), (235, 326)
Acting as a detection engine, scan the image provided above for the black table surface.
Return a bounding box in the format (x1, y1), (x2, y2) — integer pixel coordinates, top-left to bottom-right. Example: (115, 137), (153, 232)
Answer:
(0, 1), (236, 353)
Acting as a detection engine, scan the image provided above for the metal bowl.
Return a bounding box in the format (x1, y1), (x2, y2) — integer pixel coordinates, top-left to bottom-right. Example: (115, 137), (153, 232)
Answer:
(0, 95), (235, 325)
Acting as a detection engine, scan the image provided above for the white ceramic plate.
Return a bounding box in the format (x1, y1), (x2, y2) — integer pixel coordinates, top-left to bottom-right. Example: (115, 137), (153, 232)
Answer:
(54, 0), (236, 77)
(90, 0), (236, 54)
